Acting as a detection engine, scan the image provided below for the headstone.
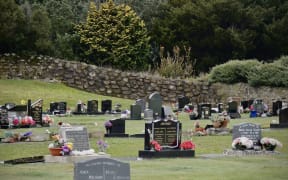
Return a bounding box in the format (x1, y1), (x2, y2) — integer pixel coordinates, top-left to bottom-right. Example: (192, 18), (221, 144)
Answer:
(228, 101), (241, 118)
(58, 102), (67, 114)
(105, 118), (128, 137)
(29, 99), (43, 125)
(177, 95), (190, 110)
(253, 99), (264, 114)
(74, 157), (130, 180)
(162, 106), (174, 119)
(101, 100), (112, 113)
(60, 126), (90, 151)
(130, 104), (142, 120)
(272, 100), (282, 116)
(135, 99), (146, 113)
(198, 103), (212, 119)
(87, 100), (98, 114)
(50, 102), (67, 115)
(0, 106), (9, 128)
(148, 92), (163, 119)
(144, 109), (153, 121)
(232, 123), (261, 147)
(144, 119), (181, 150)
(279, 108), (288, 124)
(241, 101), (249, 110)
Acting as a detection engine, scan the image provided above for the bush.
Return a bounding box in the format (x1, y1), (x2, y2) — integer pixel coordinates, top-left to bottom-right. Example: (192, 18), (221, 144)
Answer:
(247, 64), (288, 87)
(208, 59), (261, 83)
(272, 56), (288, 67)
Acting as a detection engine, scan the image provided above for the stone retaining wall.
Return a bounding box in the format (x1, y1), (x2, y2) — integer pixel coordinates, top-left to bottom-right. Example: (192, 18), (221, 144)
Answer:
(0, 54), (287, 106)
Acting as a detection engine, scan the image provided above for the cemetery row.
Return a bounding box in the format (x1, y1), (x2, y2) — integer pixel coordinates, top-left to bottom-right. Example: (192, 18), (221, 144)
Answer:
(1, 93), (287, 129)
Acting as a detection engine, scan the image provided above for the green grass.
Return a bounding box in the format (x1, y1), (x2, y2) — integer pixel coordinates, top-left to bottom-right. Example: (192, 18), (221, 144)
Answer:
(0, 79), (288, 180)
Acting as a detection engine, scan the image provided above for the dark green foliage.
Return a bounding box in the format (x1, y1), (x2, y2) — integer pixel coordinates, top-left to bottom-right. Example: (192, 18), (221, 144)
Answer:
(75, 1), (151, 70)
(208, 60), (262, 83)
(247, 63), (288, 87)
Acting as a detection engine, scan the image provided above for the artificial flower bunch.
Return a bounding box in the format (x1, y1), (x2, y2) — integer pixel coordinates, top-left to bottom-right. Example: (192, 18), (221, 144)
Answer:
(232, 137), (253, 150)
(42, 115), (54, 126)
(260, 137), (283, 151)
(97, 139), (109, 153)
(180, 140), (196, 150)
(48, 134), (73, 155)
(150, 140), (162, 152)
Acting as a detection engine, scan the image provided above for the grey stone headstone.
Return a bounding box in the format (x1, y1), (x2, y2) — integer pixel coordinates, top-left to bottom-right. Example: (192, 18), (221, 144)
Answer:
(87, 100), (98, 114)
(74, 157), (130, 180)
(135, 99), (146, 113)
(163, 106), (174, 118)
(232, 123), (261, 146)
(130, 104), (142, 120)
(148, 92), (162, 119)
(60, 126), (90, 151)
(144, 109), (153, 121)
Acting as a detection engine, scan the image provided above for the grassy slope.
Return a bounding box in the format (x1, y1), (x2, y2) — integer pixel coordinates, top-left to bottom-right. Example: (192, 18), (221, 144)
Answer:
(0, 80), (288, 180)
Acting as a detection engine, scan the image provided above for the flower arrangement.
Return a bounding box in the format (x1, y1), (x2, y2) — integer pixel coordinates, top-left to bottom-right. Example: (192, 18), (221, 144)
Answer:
(97, 139), (109, 153)
(48, 134), (73, 156)
(180, 140), (196, 150)
(232, 137), (253, 150)
(42, 115), (54, 126)
(150, 140), (162, 151)
(260, 137), (283, 151)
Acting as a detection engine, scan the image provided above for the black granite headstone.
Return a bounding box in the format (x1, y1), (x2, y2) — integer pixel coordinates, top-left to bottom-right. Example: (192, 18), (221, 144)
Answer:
(279, 108), (288, 124)
(198, 103), (212, 119)
(144, 119), (181, 150)
(272, 100), (282, 116)
(30, 99), (43, 125)
(87, 100), (98, 114)
(101, 100), (112, 113)
(50, 102), (67, 114)
(218, 103), (224, 113)
(0, 106), (9, 129)
(232, 123), (261, 147)
(228, 101), (241, 118)
(60, 126), (90, 151)
(74, 158), (130, 180)
(105, 118), (128, 137)
(178, 95), (190, 110)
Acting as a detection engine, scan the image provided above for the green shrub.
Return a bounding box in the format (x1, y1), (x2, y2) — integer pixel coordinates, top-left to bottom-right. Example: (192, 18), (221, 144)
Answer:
(208, 59), (261, 83)
(247, 64), (288, 87)
(272, 56), (288, 67)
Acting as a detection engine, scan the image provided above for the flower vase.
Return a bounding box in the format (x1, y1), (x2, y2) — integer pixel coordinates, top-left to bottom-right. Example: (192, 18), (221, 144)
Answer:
(263, 144), (276, 151)
(49, 148), (63, 156)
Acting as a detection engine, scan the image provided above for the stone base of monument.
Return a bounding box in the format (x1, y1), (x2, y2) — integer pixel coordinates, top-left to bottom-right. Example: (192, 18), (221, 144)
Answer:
(104, 133), (129, 137)
(44, 153), (110, 163)
(138, 149), (195, 158)
(270, 123), (288, 128)
(223, 149), (280, 156)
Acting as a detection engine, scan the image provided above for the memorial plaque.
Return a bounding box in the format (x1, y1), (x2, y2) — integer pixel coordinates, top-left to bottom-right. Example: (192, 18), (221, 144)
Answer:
(60, 126), (90, 151)
(149, 120), (181, 149)
(74, 157), (130, 180)
(30, 99), (43, 125)
(148, 92), (163, 119)
(233, 123), (261, 146)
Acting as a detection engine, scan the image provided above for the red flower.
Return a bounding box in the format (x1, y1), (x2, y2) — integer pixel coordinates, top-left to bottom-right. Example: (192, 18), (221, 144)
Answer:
(180, 141), (195, 150)
(150, 140), (162, 152)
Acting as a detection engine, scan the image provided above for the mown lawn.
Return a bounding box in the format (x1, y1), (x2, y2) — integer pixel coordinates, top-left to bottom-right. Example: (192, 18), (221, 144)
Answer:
(0, 80), (287, 180)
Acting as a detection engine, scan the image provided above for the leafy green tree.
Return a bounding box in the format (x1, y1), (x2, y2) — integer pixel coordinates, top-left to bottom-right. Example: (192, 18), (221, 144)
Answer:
(75, 0), (151, 70)
(0, 0), (26, 53)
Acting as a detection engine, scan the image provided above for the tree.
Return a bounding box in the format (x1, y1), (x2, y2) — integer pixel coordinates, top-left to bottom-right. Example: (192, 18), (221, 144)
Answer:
(75, 0), (151, 70)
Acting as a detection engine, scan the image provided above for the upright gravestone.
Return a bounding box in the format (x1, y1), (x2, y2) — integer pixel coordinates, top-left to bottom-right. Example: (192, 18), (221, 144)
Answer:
(105, 118), (128, 137)
(58, 102), (67, 114)
(135, 99), (146, 113)
(148, 92), (163, 119)
(228, 101), (241, 119)
(101, 100), (112, 113)
(232, 123), (261, 148)
(74, 157), (130, 180)
(130, 104), (142, 120)
(270, 107), (288, 128)
(177, 95), (190, 110)
(162, 106), (174, 119)
(272, 100), (282, 116)
(60, 126), (90, 151)
(198, 103), (212, 119)
(0, 106), (8, 129)
(241, 100), (249, 110)
(144, 109), (153, 121)
(218, 103), (224, 113)
(87, 100), (98, 114)
(253, 99), (264, 115)
(29, 99), (43, 125)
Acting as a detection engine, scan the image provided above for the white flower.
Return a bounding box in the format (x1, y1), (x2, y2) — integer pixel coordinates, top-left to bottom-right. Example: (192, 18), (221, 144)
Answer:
(232, 137), (253, 149)
(260, 137), (282, 148)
